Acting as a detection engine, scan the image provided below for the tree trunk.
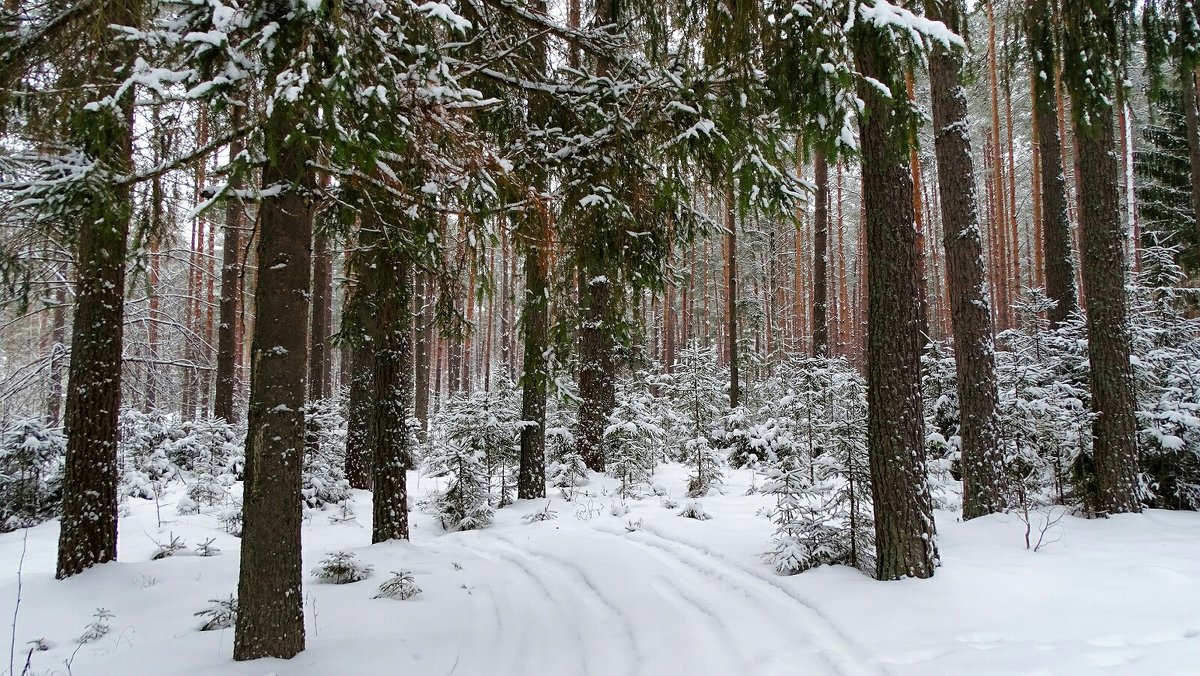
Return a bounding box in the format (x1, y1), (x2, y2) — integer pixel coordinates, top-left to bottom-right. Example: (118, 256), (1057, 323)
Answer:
(1064, 0), (1141, 515)
(308, 221), (333, 401)
(215, 134), (244, 423)
(233, 30), (312, 656)
(343, 236), (376, 490)
(371, 239), (414, 543)
(577, 271), (613, 472)
(1029, 0), (1078, 327)
(726, 182), (739, 408)
(1183, 68), (1200, 249)
(413, 269), (432, 432)
(926, 0), (1007, 519)
(854, 27), (939, 580)
(517, 204), (550, 499)
(812, 150), (830, 357)
(55, 3), (137, 579)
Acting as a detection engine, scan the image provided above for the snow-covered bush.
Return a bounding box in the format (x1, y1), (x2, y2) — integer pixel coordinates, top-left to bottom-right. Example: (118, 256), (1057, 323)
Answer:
(922, 340), (961, 463)
(118, 409), (176, 499)
(375, 571), (421, 600)
(0, 418), (64, 531)
(434, 387), (521, 507)
(683, 435), (724, 497)
(605, 382), (665, 497)
(677, 499), (712, 520)
(312, 551), (373, 584)
(666, 344), (727, 461)
(194, 596), (237, 631)
(1128, 250), (1200, 509)
(997, 291), (1094, 509)
(425, 438), (494, 531)
(303, 397), (352, 509)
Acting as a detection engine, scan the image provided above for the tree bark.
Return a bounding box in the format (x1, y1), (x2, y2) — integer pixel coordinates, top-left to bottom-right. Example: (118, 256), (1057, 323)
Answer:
(926, 0), (1007, 519)
(308, 221), (333, 401)
(371, 237), (414, 543)
(855, 27), (939, 580)
(726, 182), (739, 408)
(215, 133), (244, 423)
(1183, 68), (1200, 249)
(233, 12), (312, 654)
(55, 1), (137, 580)
(1028, 0), (1078, 327)
(343, 235), (376, 490)
(577, 271), (613, 472)
(812, 150), (830, 357)
(1064, 0), (1141, 515)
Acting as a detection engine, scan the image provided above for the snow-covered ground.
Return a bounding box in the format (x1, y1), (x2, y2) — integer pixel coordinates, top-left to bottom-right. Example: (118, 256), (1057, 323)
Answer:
(1, 465), (1198, 675)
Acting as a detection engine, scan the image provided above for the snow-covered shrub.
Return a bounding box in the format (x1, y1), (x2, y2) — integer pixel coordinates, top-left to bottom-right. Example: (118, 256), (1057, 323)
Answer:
(683, 435), (724, 497)
(312, 551), (373, 584)
(522, 501), (558, 522)
(303, 396), (352, 510)
(118, 409), (176, 500)
(425, 438), (493, 532)
(546, 426), (586, 489)
(666, 344), (727, 461)
(374, 571), (421, 600)
(194, 538), (220, 556)
(605, 382), (665, 497)
(677, 499), (712, 520)
(1128, 247), (1200, 509)
(922, 340), (961, 463)
(218, 502), (243, 536)
(997, 291), (1094, 509)
(194, 596), (237, 631)
(0, 418), (64, 530)
(435, 387), (521, 507)
(78, 608), (113, 644)
(150, 533), (186, 560)
(162, 417), (242, 508)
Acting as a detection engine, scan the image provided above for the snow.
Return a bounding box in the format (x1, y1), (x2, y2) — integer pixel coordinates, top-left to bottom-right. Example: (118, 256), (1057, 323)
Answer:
(3, 466), (1199, 675)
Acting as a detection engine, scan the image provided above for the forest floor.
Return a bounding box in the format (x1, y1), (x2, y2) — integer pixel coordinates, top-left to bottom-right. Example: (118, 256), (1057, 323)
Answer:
(0, 465), (1197, 675)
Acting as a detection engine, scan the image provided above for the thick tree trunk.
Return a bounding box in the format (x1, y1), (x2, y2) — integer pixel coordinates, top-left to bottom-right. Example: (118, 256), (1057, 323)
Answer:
(55, 2), (137, 579)
(855, 28), (939, 580)
(371, 241), (414, 543)
(577, 272), (613, 472)
(1029, 0), (1078, 327)
(812, 150), (830, 357)
(1075, 112), (1142, 514)
(1063, 0), (1141, 516)
(233, 36), (312, 657)
(927, 0), (1007, 519)
(343, 236), (376, 490)
(215, 135), (244, 423)
(517, 207), (549, 499)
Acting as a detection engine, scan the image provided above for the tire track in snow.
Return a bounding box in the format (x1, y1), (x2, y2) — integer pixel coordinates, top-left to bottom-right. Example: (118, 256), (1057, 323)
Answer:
(488, 533), (643, 676)
(481, 539), (593, 676)
(601, 524), (884, 676)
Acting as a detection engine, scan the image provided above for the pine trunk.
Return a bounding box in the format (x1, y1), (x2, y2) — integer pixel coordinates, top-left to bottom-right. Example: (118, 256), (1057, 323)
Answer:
(55, 2), (137, 579)
(233, 21), (312, 655)
(855, 28), (939, 580)
(812, 150), (830, 357)
(926, 0), (1007, 519)
(215, 134), (244, 423)
(1064, 0), (1142, 515)
(371, 240), (413, 543)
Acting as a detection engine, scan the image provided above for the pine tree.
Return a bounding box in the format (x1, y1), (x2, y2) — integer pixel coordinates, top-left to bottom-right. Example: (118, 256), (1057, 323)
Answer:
(1062, 0), (1142, 514)
(926, 0), (1007, 519)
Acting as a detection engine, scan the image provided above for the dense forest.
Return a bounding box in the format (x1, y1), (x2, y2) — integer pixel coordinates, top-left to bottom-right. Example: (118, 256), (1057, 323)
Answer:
(1, 0), (1200, 671)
